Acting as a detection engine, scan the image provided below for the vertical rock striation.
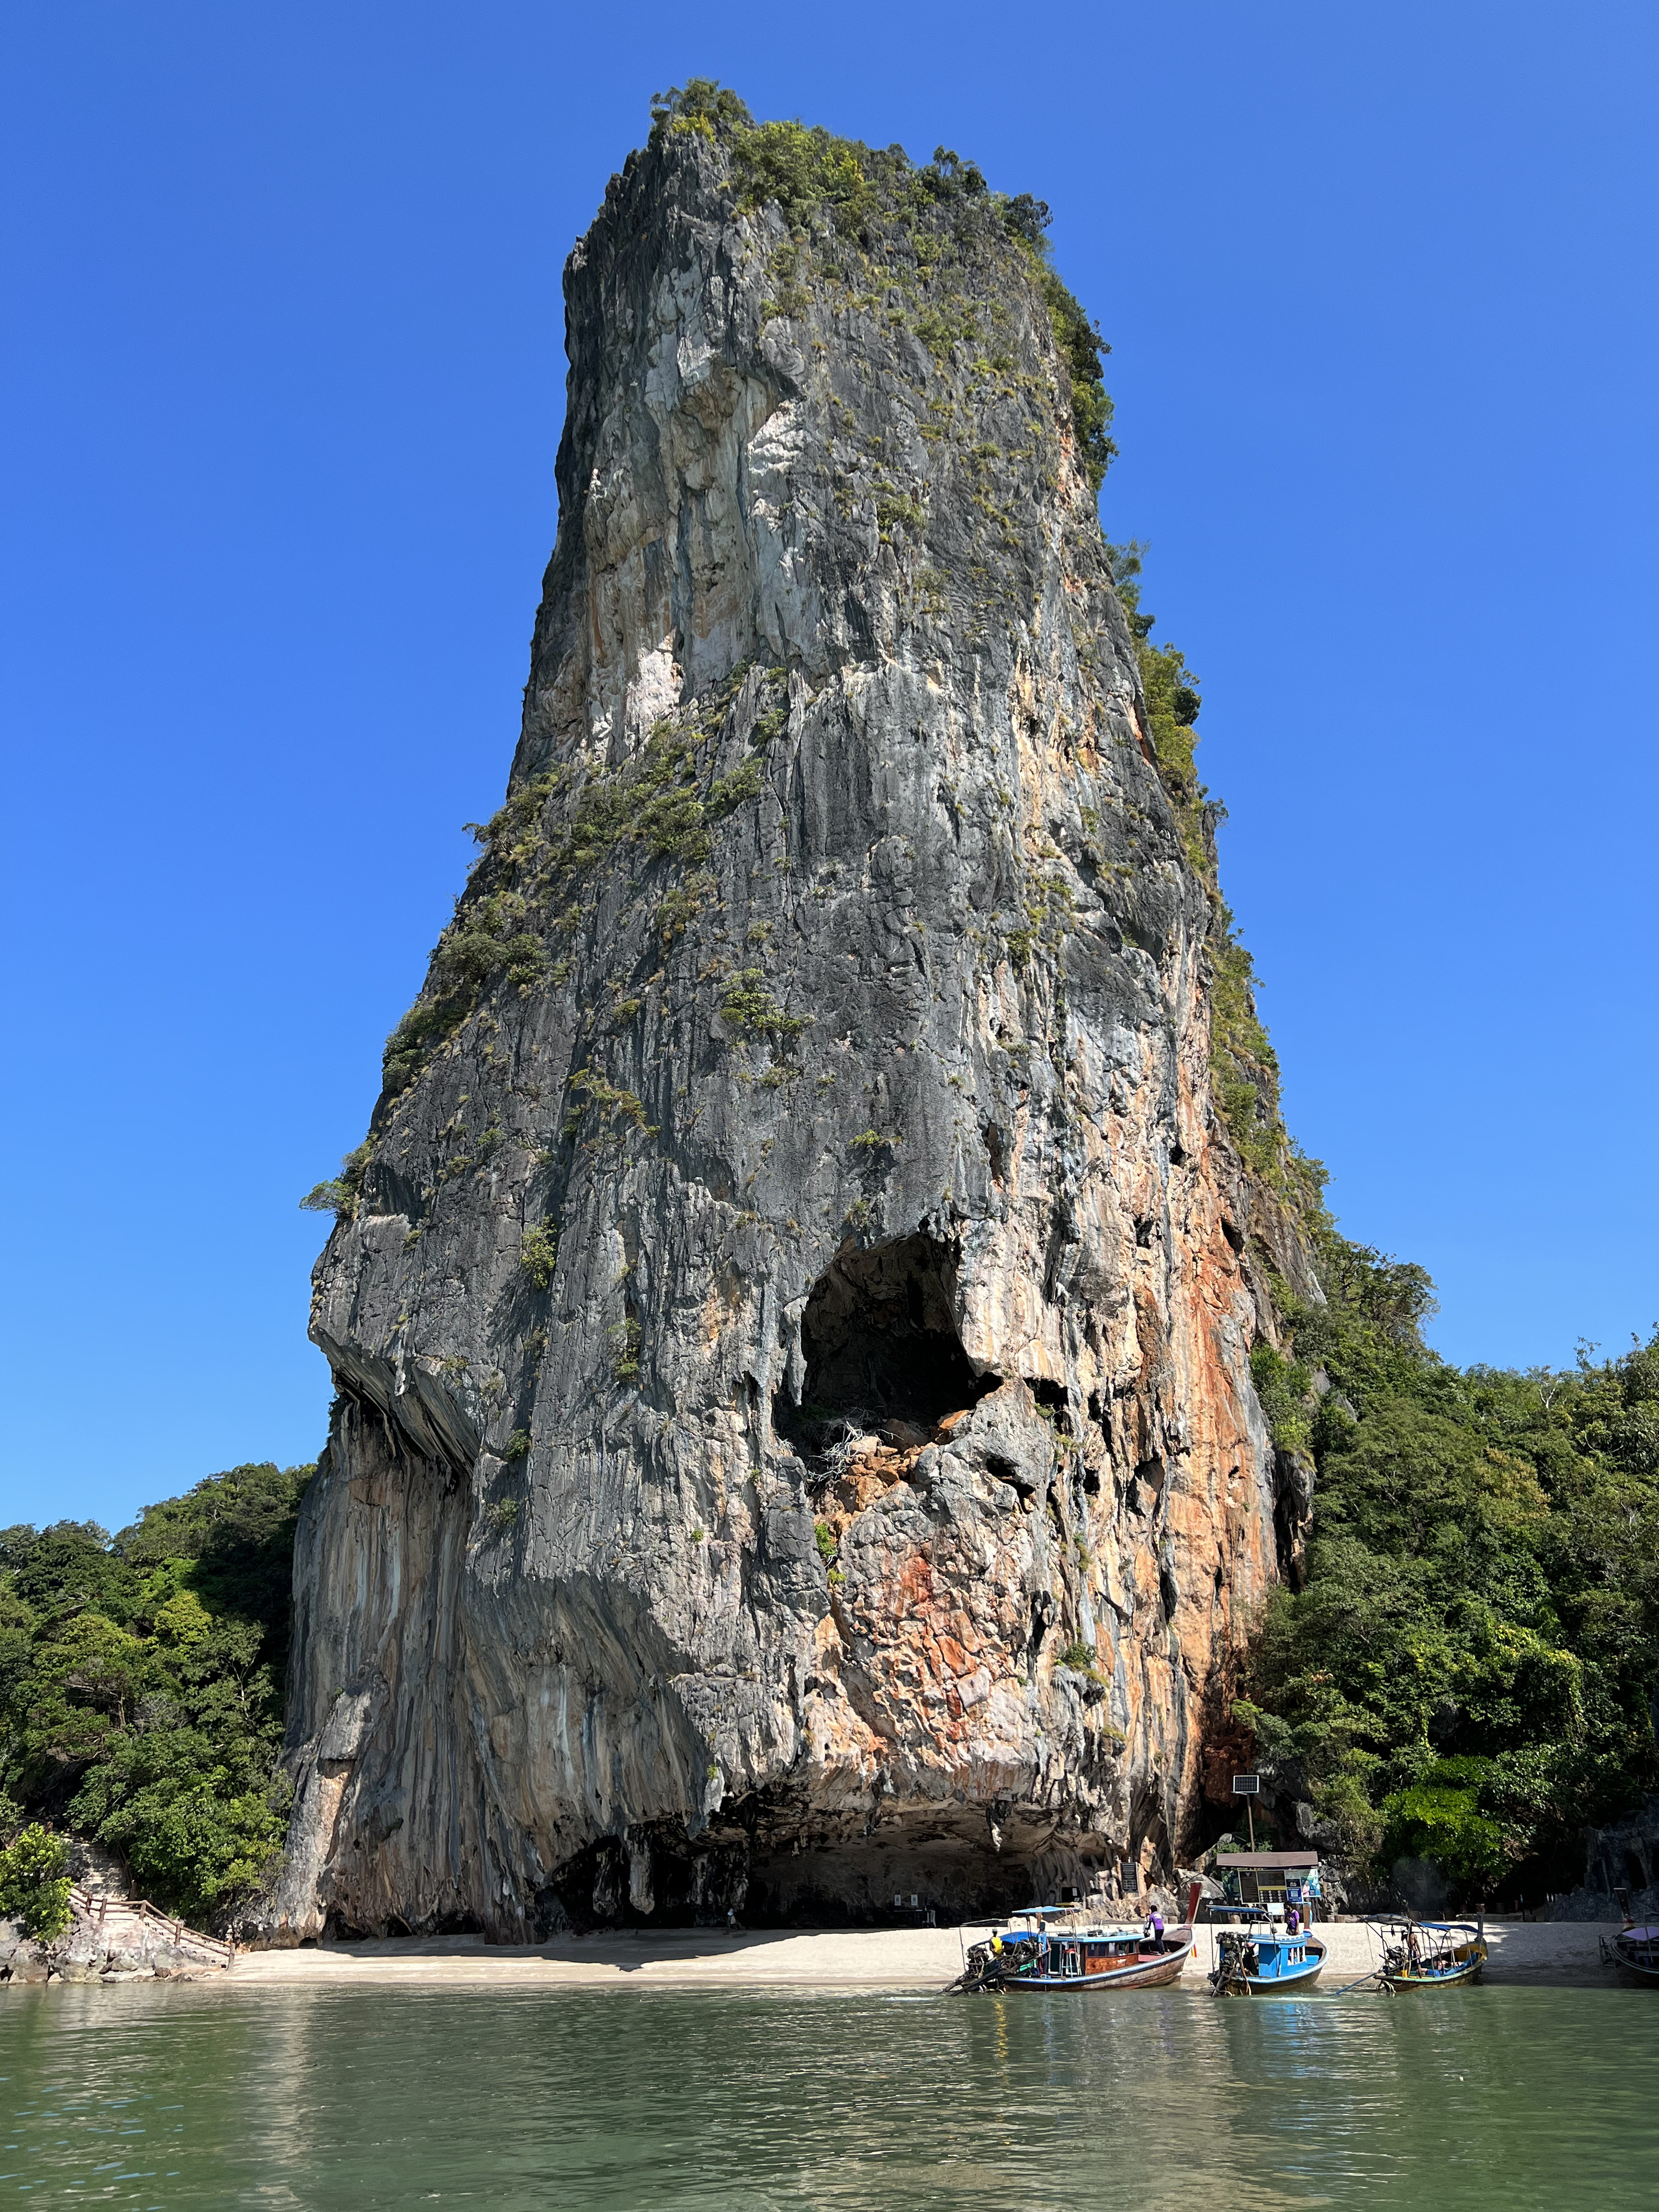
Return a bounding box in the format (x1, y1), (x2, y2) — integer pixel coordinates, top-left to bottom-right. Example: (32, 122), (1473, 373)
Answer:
(265, 112), (1319, 1939)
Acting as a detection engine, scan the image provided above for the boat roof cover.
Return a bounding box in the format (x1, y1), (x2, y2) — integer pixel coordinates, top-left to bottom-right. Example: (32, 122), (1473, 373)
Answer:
(1212, 1852), (1320, 1870)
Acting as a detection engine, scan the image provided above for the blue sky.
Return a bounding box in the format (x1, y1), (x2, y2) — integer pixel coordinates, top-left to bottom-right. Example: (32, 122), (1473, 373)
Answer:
(4, 1), (1653, 1531)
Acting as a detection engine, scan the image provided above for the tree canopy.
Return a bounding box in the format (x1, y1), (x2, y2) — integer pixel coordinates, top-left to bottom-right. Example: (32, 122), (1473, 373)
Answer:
(0, 1462), (312, 1927)
(1237, 1232), (1659, 1904)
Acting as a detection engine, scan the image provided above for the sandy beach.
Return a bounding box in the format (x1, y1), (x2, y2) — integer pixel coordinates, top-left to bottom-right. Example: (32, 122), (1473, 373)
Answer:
(225, 1917), (1626, 1992)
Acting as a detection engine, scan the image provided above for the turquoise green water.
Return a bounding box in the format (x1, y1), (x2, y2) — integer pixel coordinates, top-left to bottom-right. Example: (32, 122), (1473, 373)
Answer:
(0, 1984), (1654, 2208)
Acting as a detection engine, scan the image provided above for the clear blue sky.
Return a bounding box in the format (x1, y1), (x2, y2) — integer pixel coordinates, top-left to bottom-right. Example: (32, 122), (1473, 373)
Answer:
(4, 2), (1653, 1532)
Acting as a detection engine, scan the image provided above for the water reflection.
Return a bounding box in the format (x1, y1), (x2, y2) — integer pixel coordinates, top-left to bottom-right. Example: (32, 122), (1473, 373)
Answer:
(0, 1982), (1653, 2208)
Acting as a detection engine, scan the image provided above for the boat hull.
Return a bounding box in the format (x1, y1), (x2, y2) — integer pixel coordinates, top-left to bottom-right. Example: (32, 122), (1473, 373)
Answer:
(1384, 1958), (1485, 1990)
(1381, 1935), (1487, 1990)
(956, 1926), (1197, 1994)
(1211, 1938), (1327, 1996)
(1604, 1927), (1659, 1984)
(1225, 1962), (1325, 1995)
(997, 1938), (1193, 1992)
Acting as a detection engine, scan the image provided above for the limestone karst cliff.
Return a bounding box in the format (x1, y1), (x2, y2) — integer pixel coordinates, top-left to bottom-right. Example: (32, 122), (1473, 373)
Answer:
(264, 96), (1323, 1940)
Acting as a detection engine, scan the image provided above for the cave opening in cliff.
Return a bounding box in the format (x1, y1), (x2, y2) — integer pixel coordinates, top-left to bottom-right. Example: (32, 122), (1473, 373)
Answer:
(534, 1796), (1110, 1933)
(774, 1233), (998, 1453)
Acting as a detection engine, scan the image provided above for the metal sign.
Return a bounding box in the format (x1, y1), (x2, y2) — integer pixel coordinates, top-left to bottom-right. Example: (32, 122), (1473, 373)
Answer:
(1232, 1773), (1260, 1795)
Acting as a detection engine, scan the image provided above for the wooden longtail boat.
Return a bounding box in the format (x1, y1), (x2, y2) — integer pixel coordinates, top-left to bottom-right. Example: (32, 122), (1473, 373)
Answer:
(953, 1891), (1198, 1993)
(1600, 1922), (1659, 1985)
(1375, 1918), (1487, 1991)
(1208, 1922), (1327, 1995)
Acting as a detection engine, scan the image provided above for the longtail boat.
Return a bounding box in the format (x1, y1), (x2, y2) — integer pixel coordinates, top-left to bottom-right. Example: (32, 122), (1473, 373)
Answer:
(1375, 1917), (1487, 1991)
(1600, 1921), (1659, 1985)
(952, 1889), (1198, 1994)
(1208, 1918), (1327, 1995)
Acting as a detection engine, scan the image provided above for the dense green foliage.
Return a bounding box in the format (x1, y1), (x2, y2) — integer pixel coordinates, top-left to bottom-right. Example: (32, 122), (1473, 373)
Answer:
(0, 1463), (312, 1926)
(0, 1823), (71, 1937)
(1237, 1234), (1659, 1902)
(300, 1140), (373, 1220)
(519, 1221), (559, 1290)
(1033, 259), (1115, 494)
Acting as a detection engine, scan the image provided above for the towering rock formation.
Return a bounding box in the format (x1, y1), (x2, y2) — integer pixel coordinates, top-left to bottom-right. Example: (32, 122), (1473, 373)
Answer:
(267, 103), (1319, 1939)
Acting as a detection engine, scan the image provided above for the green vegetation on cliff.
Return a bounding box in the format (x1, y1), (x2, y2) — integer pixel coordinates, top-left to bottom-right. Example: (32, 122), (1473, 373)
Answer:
(650, 80), (1115, 490)
(1102, 539), (1322, 1210)
(1236, 1239), (1659, 1902)
(0, 1463), (311, 1926)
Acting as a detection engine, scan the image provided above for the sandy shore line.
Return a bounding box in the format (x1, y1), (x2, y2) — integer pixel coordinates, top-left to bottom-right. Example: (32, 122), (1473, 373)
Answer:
(223, 1918), (1626, 1992)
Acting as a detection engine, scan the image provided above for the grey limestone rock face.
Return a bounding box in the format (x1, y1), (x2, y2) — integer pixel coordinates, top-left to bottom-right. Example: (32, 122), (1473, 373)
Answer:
(264, 125), (1315, 1941)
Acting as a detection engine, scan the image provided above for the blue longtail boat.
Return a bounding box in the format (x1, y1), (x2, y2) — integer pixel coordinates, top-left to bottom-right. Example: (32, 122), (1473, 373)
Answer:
(1208, 1916), (1327, 1995)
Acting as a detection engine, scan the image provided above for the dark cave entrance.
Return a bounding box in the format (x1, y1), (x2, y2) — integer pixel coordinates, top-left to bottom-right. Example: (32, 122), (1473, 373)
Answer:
(773, 1233), (999, 1452)
(534, 1791), (1122, 1934)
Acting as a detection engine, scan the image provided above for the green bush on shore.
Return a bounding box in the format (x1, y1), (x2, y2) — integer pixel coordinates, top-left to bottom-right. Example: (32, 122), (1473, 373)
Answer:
(0, 1463), (312, 1928)
(0, 1823), (72, 1938)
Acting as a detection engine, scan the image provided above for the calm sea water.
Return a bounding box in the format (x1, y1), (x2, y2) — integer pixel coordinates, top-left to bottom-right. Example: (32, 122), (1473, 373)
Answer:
(0, 1982), (1653, 2208)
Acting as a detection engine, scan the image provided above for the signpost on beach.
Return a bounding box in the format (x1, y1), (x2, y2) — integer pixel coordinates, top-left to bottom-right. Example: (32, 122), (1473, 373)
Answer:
(1232, 1773), (1260, 1850)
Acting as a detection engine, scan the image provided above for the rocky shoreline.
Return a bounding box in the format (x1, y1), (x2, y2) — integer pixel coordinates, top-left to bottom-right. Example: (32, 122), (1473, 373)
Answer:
(0, 1882), (236, 1987)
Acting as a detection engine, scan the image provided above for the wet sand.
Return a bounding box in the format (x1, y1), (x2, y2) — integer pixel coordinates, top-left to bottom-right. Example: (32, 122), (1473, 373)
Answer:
(225, 1917), (1624, 1991)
